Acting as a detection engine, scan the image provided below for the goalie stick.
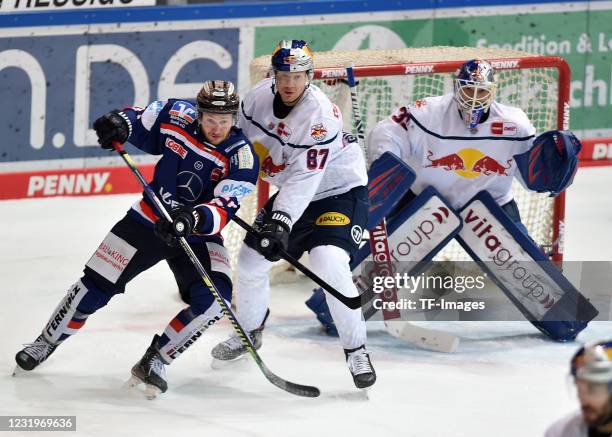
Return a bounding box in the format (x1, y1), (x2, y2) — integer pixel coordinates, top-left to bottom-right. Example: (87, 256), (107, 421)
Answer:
(112, 141), (320, 398)
(345, 64), (459, 353)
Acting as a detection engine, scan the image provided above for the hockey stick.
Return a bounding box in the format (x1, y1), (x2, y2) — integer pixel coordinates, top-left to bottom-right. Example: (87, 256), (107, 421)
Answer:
(231, 215), (373, 310)
(112, 141), (320, 398)
(345, 65), (459, 353)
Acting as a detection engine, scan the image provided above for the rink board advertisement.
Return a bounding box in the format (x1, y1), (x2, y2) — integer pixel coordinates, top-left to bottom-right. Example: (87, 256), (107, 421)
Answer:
(1, 0), (612, 199)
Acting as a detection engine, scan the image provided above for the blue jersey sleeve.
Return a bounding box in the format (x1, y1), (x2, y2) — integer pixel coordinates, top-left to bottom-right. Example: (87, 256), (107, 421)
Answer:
(123, 100), (169, 155)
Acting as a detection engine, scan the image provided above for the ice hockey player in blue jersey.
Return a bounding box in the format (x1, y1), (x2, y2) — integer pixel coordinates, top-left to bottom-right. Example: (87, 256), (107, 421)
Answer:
(14, 80), (258, 398)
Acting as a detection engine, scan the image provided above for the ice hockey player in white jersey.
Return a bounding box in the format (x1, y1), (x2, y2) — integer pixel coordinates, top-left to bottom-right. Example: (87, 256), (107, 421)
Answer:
(211, 40), (375, 389)
(545, 341), (612, 437)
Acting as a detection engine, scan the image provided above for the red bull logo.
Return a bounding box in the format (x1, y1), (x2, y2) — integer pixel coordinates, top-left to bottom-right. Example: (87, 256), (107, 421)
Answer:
(426, 148), (512, 178)
(260, 156), (287, 177)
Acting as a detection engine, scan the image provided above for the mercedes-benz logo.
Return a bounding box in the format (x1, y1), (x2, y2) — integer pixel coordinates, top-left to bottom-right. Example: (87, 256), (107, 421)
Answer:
(176, 171), (204, 202)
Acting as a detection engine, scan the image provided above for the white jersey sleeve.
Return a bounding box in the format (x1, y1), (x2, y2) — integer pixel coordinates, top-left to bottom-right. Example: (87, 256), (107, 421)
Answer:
(367, 105), (413, 166)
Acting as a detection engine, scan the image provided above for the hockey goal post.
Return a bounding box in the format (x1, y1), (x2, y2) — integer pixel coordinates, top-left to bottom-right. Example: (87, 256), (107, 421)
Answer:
(222, 46), (570, 270)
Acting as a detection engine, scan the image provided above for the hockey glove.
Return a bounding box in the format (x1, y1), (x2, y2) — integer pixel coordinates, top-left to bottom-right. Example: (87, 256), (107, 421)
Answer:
(154, 206), (201, 247)
(93, 110), (131, 150)
(257, 211), (291, 262)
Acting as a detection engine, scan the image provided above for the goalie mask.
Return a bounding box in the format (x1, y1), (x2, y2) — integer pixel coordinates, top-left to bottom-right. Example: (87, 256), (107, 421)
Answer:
(454, 59), (497, 129)
(196, 80), (239, 116)
(271, 39), (314, 80)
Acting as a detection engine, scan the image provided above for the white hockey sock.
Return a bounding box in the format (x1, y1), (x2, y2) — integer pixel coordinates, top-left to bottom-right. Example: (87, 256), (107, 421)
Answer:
(235, 244), (273, 332)
(309, 245), (367, 350)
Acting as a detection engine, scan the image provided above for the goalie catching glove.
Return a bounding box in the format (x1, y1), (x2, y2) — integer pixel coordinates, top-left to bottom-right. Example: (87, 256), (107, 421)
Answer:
(154, 206), (211, 246)
(513, 130), (581, 197)
(257, 211), (291, 262)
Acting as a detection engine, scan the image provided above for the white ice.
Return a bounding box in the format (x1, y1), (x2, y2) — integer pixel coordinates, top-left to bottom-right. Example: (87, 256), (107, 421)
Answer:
(1, 166), (611, 437)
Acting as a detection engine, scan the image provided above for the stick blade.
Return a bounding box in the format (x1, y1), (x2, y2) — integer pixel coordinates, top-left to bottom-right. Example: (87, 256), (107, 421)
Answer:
(263, 368), (320, 398)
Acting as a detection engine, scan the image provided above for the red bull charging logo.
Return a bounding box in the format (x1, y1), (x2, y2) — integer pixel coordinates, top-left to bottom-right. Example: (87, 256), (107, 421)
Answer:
(426, 148), (512, 178)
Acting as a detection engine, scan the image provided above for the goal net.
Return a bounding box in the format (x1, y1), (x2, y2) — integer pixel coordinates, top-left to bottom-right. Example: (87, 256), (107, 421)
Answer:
(223, 46), (569, 271)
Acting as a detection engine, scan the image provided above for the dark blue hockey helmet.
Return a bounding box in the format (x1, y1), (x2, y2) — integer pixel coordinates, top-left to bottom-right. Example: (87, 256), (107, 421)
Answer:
(271, 40), (314, 79)
(454, 59), (497, 129)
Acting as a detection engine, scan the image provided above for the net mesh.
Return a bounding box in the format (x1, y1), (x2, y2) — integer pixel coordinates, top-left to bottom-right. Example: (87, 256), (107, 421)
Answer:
(225, 46), (562, 267)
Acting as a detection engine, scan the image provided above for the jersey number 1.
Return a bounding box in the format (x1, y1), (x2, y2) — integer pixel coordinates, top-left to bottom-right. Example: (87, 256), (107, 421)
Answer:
(306, 149), (329, 170)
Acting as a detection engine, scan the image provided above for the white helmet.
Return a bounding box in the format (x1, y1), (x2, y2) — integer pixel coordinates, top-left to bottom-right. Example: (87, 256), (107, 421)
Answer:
(571, 340), (612, 386)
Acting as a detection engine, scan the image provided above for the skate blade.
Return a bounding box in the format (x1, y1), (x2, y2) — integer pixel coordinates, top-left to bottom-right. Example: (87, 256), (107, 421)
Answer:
(123, 375), (143, 390)
(123, 375), (162, 400)
(210, 355), (247, 370)
(12, 366), (28, 377)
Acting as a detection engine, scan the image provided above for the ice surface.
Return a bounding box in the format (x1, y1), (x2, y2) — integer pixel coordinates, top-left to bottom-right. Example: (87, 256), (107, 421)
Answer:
(1, 167), (611, 437)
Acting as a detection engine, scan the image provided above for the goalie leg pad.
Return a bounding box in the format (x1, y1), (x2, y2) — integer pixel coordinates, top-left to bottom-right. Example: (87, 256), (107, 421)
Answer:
(305, 288), (338, 337)
(456, 190), (598, 341)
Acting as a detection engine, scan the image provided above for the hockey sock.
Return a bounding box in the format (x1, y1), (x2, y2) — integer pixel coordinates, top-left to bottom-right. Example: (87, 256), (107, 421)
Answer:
(43, 276), (112, 344)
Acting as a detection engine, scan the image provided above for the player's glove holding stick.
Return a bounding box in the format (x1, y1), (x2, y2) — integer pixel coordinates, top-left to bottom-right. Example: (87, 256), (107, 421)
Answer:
(257, 211), (291, 262)
(154, 206), (211, 247)
(93, 110), (131, 150)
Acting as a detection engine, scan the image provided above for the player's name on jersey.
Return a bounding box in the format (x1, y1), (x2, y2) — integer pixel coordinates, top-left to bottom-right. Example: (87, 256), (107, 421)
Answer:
(0, 0), (154, 12)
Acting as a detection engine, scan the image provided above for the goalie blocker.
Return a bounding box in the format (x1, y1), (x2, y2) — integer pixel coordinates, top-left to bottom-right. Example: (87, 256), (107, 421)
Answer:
(457, 190), (598, 341)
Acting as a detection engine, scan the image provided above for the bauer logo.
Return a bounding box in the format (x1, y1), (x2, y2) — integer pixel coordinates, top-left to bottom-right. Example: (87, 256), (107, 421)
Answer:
(316, 212), (350, 226)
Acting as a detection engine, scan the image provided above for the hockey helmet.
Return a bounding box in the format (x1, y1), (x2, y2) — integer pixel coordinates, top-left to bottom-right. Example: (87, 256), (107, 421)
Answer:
(196, 80), (239, 115)
(271, 40), (314, 79)
(454, 59), (497, 129)
(571, 341), (612, 389)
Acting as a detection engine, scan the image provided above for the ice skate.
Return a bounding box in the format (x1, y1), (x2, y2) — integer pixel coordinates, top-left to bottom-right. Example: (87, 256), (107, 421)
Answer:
(210, 328), (262, 367)
(14, 334), (58, 374)
(345, 345), (376, 389)
(127, 335), (168, 399)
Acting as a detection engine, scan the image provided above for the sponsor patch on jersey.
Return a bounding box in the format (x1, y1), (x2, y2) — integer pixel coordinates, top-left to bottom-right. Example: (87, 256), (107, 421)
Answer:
(236, 145), (254, 169)
(169, 101), (197, 125)
(165, 138), (187, 158)
(310, 123), (328, 141)
(276, 122), (292, 141)
(220, 182), (253, 199)
(315, 212), (351, 226)
(491, 121), (517, 136)
(351, 225), (363, 244)
(414, 99), (427, 108)
(86, 232), (136, 284)
(210, 168), (223, 181)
